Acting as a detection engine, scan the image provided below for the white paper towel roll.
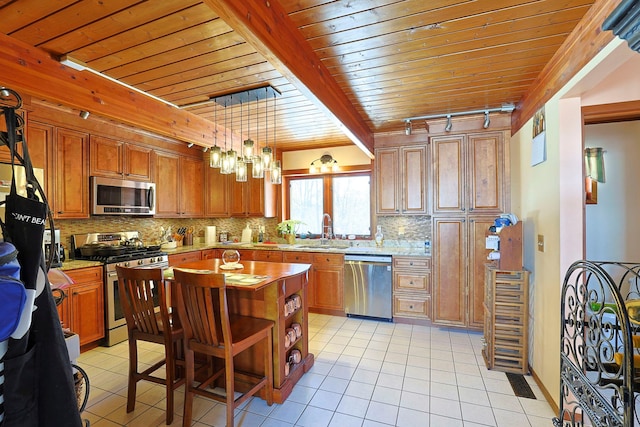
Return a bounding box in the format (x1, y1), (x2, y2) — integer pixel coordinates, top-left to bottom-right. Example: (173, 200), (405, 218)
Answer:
(205, 226), (217, 245)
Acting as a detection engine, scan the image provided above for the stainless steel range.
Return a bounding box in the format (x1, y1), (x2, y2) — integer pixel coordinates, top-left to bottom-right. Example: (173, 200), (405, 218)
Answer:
(71, 231), (169, 346)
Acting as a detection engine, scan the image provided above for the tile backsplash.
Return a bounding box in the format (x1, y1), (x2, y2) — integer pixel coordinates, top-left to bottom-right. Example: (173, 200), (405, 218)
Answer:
(55, 215), (431, 256)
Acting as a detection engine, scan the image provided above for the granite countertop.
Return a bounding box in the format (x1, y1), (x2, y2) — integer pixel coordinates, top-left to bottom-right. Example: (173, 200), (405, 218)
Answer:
(58, 240), (430, 272)
(163, 240), (430, 257)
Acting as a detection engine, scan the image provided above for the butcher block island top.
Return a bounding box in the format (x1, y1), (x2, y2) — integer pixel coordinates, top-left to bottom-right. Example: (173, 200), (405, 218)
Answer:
(167, 258), (313, 404)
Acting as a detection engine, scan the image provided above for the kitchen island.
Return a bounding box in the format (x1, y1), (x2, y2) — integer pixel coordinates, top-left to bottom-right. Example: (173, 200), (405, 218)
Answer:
(167, 258), (313, 404)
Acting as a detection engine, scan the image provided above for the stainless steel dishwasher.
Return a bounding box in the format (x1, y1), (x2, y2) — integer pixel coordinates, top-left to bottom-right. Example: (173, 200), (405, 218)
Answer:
(344, 254), (393, 321)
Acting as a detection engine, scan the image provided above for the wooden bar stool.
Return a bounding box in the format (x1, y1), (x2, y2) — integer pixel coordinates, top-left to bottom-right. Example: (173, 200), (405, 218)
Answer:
(173, 268), (274, 427)
(116, 266), (184, 425)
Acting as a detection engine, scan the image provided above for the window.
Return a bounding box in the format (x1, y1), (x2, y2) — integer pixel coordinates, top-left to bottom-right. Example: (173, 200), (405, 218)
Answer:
(287, 172), (371, 237)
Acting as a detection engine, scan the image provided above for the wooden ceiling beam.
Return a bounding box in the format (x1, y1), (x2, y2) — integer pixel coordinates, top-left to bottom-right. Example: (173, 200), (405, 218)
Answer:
(0, 32), (216, 147)
(202, 0), (374, 157)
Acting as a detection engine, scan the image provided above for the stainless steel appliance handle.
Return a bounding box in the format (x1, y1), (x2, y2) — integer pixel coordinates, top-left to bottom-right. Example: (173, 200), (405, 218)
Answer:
(148, 186), (154, 210)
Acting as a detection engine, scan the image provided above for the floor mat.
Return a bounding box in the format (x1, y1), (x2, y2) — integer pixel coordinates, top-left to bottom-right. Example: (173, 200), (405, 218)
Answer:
(506, 373), (537, 399)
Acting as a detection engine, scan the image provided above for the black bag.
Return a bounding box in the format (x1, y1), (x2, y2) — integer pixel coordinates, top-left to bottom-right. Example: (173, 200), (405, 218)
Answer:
(0, 93), (81, 427)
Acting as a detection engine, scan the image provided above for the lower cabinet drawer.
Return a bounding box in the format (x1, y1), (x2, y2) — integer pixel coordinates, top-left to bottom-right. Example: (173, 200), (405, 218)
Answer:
(393, 295), (430, 319)
(395, 273), (429, 292)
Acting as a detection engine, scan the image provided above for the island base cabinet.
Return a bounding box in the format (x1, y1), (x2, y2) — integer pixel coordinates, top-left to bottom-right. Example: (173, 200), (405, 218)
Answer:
(226, 272), (313, 403)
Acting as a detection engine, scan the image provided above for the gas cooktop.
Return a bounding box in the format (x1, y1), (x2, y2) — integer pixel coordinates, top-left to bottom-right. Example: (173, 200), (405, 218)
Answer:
(71, 231), (166, 263)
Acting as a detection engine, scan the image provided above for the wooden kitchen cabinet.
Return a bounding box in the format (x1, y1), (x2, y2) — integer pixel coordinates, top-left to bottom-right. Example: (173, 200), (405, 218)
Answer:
(431, 132), (506, 215)
(310, 253), (344, 315)
(205, 163), (229, 217)
(229, 164), (273, 217)
(168, 250), (202, 266)
(52, 127), (90, 219)
(432, 216), (494, 328)
(63, 266), (104, 347)
(154, 151), (204, 217)
(201, 248), (220, 259)
(90, 135), (154, 181)
(393, 256), (431, 320)
(253, 250), (283, 262)
(375, 144), (428, 215)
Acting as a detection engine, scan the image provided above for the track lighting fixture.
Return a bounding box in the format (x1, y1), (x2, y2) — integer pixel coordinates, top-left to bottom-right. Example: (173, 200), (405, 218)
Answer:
(402, 102), (515, 132)
(445, 115), (452, 132)
(187, 143), (194, 148)
(79, 110), (90, 120)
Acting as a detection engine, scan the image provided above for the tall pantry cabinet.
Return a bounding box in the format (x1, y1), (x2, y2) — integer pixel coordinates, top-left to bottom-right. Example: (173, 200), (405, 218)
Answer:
(431, 130), (509, 329)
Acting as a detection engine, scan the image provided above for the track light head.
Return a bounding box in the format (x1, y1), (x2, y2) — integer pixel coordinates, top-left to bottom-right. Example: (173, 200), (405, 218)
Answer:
(483, 111), (490, 129)
(445, 115), (452, 132)
(187, 143), (194, 148)
(79, 110), (90, 120)
(405, 120), (412, 135)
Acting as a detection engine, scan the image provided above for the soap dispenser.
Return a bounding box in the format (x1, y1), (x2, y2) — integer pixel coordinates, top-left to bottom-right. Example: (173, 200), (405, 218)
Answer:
(375, 225), (384, 247)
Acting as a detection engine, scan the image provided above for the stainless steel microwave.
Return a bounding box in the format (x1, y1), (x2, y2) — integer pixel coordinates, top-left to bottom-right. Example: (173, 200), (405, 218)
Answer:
(91, 176), (156, 215)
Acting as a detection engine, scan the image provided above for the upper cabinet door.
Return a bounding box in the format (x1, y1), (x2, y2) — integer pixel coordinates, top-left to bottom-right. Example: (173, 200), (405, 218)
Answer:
(124, 143), (153, 182)
(154, 151), (180, 217)
(53, 128), (89, 219)
(375, 148), (400, 215)
(401, 145), (428, 214)
(90, 135), (123, 178)
(179, 156), (204, 217)
(467, 132), (504, 213)
(432, 135), (465, 214)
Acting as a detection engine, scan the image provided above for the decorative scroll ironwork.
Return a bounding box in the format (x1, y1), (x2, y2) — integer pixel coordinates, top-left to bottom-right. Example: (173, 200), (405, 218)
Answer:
(555, 260), (640, 427)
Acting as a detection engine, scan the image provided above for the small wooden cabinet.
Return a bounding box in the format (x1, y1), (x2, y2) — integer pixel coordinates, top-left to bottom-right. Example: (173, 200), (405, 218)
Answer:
(168, 250), (202, 266)
(205, 164), (229, 217)
(154, 151), (204, 217)
(252, 250), (283, 262)
(310, 253), (344, 315)
(228, 164), (276, 218)
(483, 267), (529, 374)
(51, 127), (90, 219)
(90, 135), (154, 181)
(393, 256), (431, 320)
(375, 144), (428, 215)
(431, 132), (506, 215)
(61, 266), (105, 347)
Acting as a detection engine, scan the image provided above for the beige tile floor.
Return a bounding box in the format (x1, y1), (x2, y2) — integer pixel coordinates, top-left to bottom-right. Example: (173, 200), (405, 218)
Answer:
(78, 314), (556, 426)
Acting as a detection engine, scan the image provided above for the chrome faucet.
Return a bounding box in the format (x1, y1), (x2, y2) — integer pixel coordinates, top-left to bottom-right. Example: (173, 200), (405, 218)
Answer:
(320, 213), (333, 245)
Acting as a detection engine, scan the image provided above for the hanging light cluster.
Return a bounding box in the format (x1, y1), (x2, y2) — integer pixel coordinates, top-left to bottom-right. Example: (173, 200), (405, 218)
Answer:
(208, 86), (281, 184)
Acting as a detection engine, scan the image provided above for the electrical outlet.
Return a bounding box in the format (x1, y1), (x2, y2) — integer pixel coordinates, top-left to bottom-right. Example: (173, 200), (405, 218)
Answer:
(398, 226), (405, 236)
(537, 234), (545, 252)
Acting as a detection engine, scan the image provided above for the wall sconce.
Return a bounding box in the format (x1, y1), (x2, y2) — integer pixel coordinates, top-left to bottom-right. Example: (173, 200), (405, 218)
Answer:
(445, 115), (453, 132)
(310, 154), (339, 174)
(405, 120), (412, 135)
(483, 111), (490, 129)
(79, 110), (90, 120)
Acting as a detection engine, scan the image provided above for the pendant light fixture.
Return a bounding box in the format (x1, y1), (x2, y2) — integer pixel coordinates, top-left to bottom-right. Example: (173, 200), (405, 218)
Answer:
(210, 101), (222, 168)
(243, 96), (254, 162)
(226, 96), (237, 173)
(252, 93), (265, 178)
(261, 87), (273, 171)
(219, 99), (232, 175)
(270, 91), (282, 185)
(234, 98), (247, 182)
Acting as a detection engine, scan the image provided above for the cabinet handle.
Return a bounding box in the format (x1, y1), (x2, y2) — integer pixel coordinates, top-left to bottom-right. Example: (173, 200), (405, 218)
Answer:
(57, 211), (63, 214)
(409, 262), (413, 266)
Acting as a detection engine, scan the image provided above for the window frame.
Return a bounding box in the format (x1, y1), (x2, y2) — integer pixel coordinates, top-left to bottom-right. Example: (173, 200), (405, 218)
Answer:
(284, 170), (373, 239)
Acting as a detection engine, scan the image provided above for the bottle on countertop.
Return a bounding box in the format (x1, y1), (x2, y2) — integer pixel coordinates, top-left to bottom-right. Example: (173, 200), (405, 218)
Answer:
(424, 238), (431, 253)
(258, 226), (264, 243)
(375, 225), (384, 247)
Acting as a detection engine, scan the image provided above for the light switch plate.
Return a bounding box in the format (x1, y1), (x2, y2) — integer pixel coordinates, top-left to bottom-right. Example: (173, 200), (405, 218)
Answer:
(537, 234), (545, 252)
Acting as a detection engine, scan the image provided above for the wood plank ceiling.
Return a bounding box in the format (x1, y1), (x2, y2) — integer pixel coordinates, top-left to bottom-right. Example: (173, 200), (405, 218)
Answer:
(0, 0), (596, 153)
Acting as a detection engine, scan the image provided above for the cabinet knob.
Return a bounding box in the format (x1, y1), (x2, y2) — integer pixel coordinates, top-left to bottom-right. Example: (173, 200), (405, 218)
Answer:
(57, 211), (63, 214)
(409, 262), (413, 266)
(409, 305), (414, 309)
(409, 281), (414, 285)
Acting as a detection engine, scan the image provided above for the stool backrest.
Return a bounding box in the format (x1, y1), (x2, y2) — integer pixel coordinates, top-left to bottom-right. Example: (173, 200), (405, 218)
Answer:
(116, 266), (167, 335)
(173, 269), (228, 348)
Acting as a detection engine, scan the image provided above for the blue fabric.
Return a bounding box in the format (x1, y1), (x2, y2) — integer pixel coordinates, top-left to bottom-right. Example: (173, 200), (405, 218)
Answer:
(0, 242), (24, 341)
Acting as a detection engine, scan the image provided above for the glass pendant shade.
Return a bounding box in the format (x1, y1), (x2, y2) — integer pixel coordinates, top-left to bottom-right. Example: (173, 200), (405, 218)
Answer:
(243, 139), (254, 162)
(227, 149), (237, 171)
(236, 158), (248, 182)
(270, 160), (282, 184)
(251, 155), (264, 178)
(261, 146), (272, 170)
(220, 151), (232, 174)
(209, 145), (222, 168)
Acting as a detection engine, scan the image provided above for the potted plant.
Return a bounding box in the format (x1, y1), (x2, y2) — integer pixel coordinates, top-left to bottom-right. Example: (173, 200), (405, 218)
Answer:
(276, 219), (304, 244)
